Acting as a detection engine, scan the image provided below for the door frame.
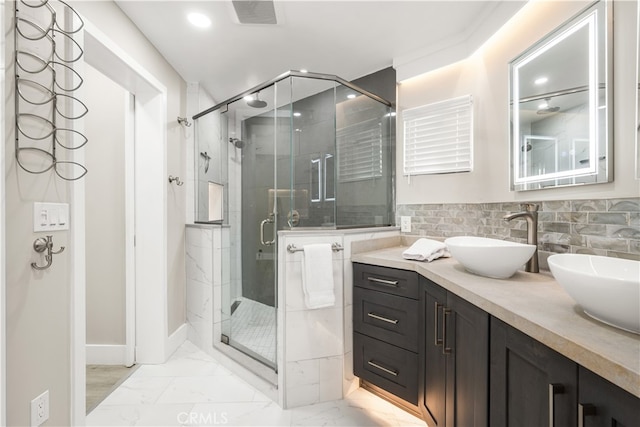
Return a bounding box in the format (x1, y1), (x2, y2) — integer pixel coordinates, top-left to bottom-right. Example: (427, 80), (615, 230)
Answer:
(0, 0), (6, 424)
(70, 18), (168, 425)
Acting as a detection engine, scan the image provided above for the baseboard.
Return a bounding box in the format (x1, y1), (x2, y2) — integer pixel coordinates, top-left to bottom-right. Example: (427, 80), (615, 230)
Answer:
(359, 380), (423, 419)
(166, 323), (188, 359)
(86, 344), (127, 365)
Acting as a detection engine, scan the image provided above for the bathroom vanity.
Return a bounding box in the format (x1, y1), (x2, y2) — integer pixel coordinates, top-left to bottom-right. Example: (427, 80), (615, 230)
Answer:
(352, 264), (421, 412)
(351, 238), (640, 426)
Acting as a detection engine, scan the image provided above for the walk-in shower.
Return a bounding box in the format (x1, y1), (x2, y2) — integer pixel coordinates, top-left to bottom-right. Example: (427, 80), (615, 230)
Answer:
(193, 70), (395, 371)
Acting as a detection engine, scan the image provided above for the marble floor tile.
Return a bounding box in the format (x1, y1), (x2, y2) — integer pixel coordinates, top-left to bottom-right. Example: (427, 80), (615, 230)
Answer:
(86, 340), (425, 427)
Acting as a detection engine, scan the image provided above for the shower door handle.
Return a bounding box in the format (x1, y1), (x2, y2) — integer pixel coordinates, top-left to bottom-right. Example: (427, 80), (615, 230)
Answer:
(260, 217), (275, 246)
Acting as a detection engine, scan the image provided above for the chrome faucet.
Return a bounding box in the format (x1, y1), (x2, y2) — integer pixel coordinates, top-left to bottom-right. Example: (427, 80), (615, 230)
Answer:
(503, 203), (539, 273)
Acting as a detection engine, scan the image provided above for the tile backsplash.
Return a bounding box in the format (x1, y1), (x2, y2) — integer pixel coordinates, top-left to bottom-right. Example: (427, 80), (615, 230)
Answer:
(397, 198), (640, 266)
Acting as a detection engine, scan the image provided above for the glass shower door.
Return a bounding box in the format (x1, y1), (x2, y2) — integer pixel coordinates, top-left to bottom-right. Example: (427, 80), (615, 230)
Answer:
(220, 83), (284, 370)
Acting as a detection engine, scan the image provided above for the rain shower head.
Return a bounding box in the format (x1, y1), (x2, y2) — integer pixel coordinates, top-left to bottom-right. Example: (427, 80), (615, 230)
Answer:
(229, 137), (245, 149)
(246, 92), (267, 108)
(536, 98), (560, 115)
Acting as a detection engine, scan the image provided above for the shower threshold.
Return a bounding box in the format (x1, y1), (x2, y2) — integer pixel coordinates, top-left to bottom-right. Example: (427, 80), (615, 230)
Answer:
(227, 297), (277, 370)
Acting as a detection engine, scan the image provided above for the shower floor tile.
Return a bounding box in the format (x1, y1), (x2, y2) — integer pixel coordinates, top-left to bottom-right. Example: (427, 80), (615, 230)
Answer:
(231, 297), (276, 364)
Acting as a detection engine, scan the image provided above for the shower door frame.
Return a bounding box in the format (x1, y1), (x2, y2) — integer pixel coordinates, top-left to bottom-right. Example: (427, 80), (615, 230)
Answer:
(193, 70), (393, 373)
(193, 71), (392, 122)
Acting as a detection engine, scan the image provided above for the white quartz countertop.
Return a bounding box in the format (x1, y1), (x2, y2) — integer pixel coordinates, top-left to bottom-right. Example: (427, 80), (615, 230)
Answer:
(351, 241), (640, 398)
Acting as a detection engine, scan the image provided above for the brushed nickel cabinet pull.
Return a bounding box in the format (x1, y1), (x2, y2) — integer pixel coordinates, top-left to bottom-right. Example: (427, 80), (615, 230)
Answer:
(367, 360), (398, 376)
(548, 383), (565, 427)
(367, 312), (399, 324)
(367, 276), (399, 287)
(578, 403), (596, 427)
(434, 302), (443, 346)
(442, 307), (452, 354)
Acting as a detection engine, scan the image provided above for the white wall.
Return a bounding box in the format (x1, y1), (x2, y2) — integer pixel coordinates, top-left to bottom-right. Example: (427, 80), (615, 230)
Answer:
(396, 0), (640, 205)
(1, 0), (6, 424)
(84, 63), (127, 347)
(5, 1), (74, 423)
(4, 0), (188, 423)
(71, 0), (187, 339)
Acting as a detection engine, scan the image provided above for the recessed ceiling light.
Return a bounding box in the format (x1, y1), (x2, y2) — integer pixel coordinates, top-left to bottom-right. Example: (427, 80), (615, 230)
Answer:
(534, 76), (548, 85)
(187, 12), (211, 28)
(293, 112), (302, 117)
(538, 102), (549, 109)
(347, 94), (356, 99)
(300, 69), (308, 73)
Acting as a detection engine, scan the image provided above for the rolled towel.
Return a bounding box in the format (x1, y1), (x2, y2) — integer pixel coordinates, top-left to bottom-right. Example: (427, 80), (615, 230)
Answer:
(402, 238), (451, 262)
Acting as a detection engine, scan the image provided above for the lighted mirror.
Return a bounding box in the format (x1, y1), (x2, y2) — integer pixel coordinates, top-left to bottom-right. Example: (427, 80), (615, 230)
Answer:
(636, 0), (640, 179)
(510, 0), (612, 191)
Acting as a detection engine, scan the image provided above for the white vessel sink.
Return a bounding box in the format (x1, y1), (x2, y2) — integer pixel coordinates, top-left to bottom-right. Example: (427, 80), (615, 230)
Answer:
(444, 236), (536, 279)
(548, 254), (640, 334)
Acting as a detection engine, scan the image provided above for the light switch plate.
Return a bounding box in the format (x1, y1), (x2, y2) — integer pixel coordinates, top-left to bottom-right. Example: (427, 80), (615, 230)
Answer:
(34, 202), (69, 232)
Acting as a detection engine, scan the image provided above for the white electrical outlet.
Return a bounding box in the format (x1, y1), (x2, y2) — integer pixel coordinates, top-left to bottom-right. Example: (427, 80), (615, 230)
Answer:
(30, 390), (49, 426)
(400, 216), (412, 232)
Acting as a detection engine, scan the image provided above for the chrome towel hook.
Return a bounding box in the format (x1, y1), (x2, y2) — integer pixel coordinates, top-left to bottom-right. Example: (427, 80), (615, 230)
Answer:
(177, 116), (192, 127)
(168, 175), (184, 186)
(31, 235), (65, 270)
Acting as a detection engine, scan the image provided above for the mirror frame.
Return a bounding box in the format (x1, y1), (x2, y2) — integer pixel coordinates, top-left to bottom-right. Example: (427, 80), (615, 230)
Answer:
(636, 0), (640, 179)
(510, 0), (613, 191)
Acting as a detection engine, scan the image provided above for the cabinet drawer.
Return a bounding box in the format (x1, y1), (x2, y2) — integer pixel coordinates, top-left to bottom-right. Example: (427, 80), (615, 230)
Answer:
(353, 287), (419, 352)
(353, 263), (419, 299)
(353, 332), (418, 404)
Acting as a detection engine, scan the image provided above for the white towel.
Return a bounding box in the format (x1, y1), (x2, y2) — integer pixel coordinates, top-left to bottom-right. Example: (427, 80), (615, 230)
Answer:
(302, 243), (335, 309)
(402, 238), (451, 262)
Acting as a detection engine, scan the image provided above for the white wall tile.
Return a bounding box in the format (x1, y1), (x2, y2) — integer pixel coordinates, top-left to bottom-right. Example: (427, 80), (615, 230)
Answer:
(285, 307), (343, 361)
(185, 244), (213, 284)
(319, 356), (343, 402)
(285, 359), (319, 389)
(185, 227), (213, 249)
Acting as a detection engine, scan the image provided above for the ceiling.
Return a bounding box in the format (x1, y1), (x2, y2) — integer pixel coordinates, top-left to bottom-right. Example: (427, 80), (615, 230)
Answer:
(115, 1), (527, 106)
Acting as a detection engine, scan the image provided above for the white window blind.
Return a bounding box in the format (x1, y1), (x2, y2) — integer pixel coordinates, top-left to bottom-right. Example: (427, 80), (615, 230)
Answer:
(337, 117), (383, 182)
(403, 94), (473, 176)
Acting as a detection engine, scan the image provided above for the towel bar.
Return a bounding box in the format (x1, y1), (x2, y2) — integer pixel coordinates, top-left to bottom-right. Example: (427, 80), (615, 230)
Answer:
(287, 243), (344, 253)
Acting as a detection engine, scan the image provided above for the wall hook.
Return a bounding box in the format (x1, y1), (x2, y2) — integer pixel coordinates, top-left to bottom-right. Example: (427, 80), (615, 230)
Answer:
(177, 116), (192, 127)
(31, 235), (65, 270)
(168, 175), (184, 186)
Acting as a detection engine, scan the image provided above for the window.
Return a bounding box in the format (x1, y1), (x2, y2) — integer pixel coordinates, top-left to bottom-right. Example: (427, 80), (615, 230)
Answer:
(337, 117), (383, 182)
(403, 94), (473, 176)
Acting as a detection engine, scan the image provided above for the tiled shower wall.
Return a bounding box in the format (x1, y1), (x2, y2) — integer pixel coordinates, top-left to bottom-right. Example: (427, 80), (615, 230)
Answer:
(396, 197), (640, 264)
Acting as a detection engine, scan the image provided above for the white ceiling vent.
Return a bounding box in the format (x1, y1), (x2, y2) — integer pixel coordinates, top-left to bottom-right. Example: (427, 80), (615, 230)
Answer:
(232, 1), (277, 25)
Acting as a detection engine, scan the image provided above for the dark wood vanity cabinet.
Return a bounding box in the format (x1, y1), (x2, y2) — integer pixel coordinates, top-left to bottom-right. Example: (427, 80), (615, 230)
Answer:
(578, 366), (640, 427)
(352, 263), (421, 410)
(490, 317), (577, 427)
(352, 262), (639, 426)
(421, 277), (489, 427)
(491, 317), (640, 427)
